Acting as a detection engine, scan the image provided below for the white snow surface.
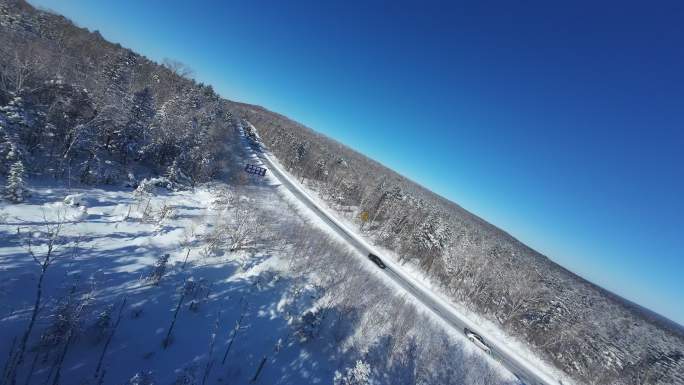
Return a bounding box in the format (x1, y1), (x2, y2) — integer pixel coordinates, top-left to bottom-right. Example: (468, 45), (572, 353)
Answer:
(63, 193), (86, 207)
(0, 183), (341, 384)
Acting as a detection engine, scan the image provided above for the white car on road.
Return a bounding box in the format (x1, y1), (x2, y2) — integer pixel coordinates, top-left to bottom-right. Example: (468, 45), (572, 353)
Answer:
(464, 328), (491, 354)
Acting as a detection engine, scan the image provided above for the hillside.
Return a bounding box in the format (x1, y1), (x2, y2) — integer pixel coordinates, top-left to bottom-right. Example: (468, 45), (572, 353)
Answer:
(232, 103), (684, 384)
(1, 0), (682, 384)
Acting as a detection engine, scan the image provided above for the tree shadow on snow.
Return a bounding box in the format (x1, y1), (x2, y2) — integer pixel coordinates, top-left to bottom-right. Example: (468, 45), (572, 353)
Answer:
(0, 234), (366, 385)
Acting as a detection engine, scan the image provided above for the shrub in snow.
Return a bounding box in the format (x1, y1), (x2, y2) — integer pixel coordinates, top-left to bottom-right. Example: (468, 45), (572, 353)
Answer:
(63, 193), (85, 206)
(156, 203), (176, 223)
(134, 178), (159, 195)
(209, 187), (234, 210)
(139, 198), (155, 223)
(40, 290), (88, 348)
(203, 201), (260, 255)
(333, 360), (372, 385)
(184, 277), (210, 312)
(134, 178), (153, 196)
(166, 161), (180, 183)
(128, 370), (155, 385)
(87, 304), (114, 344)
(148, 254), (170, 285)
(165, 159), (191, 186)
(4, 160), (27, 202)
(135, 176), (187, 195)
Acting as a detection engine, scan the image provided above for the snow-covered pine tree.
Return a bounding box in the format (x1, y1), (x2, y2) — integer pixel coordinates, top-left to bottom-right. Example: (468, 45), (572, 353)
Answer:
(94, 53), (135, 156)
(4, 159), (26, 202)
(0, 96), (29, 171)
(143, 95), (184, 167)
(166, 159), (180, 184)
(409, 212), (452, 272)
(0, 127), (16, 174)
(1, 96), (29, 127)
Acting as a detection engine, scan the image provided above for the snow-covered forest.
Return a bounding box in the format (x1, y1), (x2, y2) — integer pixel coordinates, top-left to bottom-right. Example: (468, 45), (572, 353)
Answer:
(1, 0), (683, 384)
(233, 104), (684, 384)
(0, 1), (518, 384)
(0, 0), (237, 190)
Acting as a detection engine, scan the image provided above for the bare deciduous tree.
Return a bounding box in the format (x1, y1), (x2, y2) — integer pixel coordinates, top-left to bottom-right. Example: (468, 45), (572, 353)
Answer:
(162, 58), (194, 79)
(221, 299), (248, 365)
(4, 209), (68, 385)
(0, 40), (49, 94)
(94, 297), (127, 380)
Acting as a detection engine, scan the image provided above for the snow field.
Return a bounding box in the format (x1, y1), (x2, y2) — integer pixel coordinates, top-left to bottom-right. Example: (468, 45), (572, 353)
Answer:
(1, 179), (517, 385)
(0, 183), (337, 384)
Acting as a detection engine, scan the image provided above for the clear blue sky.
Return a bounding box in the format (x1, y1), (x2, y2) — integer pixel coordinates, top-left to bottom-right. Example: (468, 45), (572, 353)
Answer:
(29, 0), (683, 324)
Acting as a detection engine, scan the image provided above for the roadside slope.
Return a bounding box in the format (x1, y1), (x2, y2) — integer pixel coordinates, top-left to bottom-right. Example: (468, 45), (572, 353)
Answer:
(232, 103), (684, 385)
(241, 120), (569, 385)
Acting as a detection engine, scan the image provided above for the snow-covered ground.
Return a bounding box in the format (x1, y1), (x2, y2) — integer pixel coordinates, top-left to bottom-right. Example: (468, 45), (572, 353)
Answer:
(0, 181), (336, 384)
(0, 177), (517, 385)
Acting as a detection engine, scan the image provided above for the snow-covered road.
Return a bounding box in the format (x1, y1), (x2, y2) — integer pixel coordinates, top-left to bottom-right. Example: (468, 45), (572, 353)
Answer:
(241, 121), (564, 385)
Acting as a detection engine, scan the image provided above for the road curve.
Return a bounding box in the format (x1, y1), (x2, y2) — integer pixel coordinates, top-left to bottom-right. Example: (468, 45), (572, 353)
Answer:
(242, 122), (562, 385)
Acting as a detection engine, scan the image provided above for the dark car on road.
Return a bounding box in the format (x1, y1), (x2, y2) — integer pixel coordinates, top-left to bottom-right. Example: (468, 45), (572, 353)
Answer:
(368, 253), (386, 269)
